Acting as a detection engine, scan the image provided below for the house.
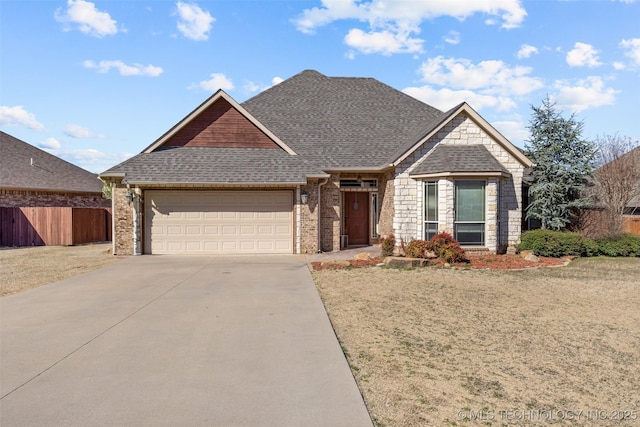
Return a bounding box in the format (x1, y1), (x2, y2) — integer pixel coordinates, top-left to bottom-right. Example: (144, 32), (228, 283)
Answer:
(1, 131), (108, 208)
(582, 146), (640, 236)
(0, 131), (111, 246)
(99, 70), (533, 255)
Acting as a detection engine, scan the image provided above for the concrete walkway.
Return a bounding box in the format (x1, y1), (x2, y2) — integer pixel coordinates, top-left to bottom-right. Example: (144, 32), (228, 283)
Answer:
(1, 256), (372, 426)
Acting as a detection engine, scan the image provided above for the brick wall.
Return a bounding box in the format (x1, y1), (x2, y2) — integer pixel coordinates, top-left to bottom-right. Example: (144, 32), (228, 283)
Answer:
(377, 169), (395, 237)
(320, 175), (341, 252)
(113, 185), (134, 255)
(0, 189), (109, 208)
(393, 112), (527, 251)
(300, 181), (319, 254)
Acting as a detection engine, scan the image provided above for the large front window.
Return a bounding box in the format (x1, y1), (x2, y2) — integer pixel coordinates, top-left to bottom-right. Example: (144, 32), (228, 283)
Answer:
(424, 181), (438, 240)
(455, 180), (485, 246)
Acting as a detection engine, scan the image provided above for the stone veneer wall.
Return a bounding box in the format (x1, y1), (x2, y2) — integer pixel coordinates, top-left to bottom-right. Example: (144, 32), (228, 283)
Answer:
(300, 181), (319, 254)
(319, 174), (341, 252)
(393, 113), (526, 251)
(0, 189), (109, 208)
(113, 185), (134, 255)
(377, 169), (395, 237)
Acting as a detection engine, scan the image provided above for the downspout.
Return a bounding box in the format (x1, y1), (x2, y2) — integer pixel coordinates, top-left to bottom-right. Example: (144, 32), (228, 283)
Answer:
(317, 178), (329, 253)
(111, 182), (116, 255)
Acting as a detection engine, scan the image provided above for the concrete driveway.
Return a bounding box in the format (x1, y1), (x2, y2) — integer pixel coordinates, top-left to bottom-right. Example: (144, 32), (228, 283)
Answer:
(1, 255), (372, 426)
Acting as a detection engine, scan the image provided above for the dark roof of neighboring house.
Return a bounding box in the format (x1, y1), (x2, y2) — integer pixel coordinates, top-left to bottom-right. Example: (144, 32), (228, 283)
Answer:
(107, 147), (325, 184)
(0, 131), (103, 193)
(410, 145), (510, 176)
(242, 70), (446, 169)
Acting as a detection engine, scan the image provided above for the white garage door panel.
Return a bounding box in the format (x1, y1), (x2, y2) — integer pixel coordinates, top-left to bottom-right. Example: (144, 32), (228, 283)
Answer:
(145, 191), (293, 254)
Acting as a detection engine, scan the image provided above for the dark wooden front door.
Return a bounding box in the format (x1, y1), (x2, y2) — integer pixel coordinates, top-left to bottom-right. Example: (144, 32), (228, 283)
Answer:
(344, 192), (369, 246)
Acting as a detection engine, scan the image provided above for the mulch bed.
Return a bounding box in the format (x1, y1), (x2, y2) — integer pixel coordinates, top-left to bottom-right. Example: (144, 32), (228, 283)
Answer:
(311, 254), (568, 271)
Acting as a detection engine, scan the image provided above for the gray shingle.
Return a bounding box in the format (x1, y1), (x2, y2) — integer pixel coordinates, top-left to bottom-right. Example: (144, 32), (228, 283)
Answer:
(410, 145), (510, 176)
(102, 147), (324, 184)
(242, 70), (445, 169)
(1, 131), (103, 193)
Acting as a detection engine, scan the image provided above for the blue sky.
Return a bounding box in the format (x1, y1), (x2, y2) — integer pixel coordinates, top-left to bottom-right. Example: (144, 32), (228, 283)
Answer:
(1, 0), (639, 173)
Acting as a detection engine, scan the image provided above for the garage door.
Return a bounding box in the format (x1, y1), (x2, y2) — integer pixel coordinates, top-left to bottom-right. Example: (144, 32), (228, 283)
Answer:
(145, 191), (293, 254)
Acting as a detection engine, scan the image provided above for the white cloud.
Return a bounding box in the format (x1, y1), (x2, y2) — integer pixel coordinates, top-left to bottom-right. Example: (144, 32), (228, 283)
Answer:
(38, 137), (61, 150)
(553, 76), (619, 112)
(613, 62), (626, 70)
(344, 25), (423, 55)
(83, 60), (163, 77)
(41, 145), (134, 173)
(417, 56), (543, 95)
(175, 1), (215, 41)
(54, 0), (119, 38)
(492, 120), (529, 145)
(272, 76), (284, 85)
(620, 38), (640, 66)
(64, 124), (104, 138)
(517, 44), (538, 59)
(443, 30), (461, 45)
(566, 42), (602, 67)
(403, 85), (516, 112)
(294, 0), (527, 33)
(404, 56), (544, 113)
(0, 105), (45, 131)
(197, 73), (234, 92)
(293, 0), (525, 55)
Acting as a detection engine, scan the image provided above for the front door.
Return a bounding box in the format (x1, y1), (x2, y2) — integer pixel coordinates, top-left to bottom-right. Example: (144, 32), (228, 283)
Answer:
(344, 192), (369, 246)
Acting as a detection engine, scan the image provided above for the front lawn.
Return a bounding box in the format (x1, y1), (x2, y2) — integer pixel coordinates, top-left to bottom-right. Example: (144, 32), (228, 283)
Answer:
(313, 258), (640, 426)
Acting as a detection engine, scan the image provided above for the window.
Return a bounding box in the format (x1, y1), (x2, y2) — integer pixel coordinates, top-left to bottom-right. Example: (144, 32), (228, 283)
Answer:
(424, 181), (438, 240)
(371, 193), (379, 238)
(454, 181), (485, 246)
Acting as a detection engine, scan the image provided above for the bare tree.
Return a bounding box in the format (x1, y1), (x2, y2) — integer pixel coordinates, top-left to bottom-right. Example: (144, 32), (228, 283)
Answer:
(592, 135), (640, 236)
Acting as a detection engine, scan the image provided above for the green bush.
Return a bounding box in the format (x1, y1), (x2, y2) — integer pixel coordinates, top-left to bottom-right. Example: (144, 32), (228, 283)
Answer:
(597, 235), (640, 257)
(405, 240), (432, 258)
(519, 229), (588, 257)
(429, 232), (468, 263)
(519, 230), (640, 257)
(380, 234), (396, 257)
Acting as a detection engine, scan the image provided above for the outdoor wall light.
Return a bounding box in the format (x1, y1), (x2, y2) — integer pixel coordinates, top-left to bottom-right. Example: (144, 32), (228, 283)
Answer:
(301, 191), (308, 204)
(125, 189), (134, 206)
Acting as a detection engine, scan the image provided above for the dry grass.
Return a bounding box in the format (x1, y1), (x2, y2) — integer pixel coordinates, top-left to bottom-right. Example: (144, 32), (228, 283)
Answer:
(0, 243), (121, 297)
(313, 258), (640, 426)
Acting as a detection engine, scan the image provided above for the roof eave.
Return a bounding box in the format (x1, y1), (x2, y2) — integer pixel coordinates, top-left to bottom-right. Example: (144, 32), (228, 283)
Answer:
(393, 103), (533, 168)
(409, 171), (511, 179)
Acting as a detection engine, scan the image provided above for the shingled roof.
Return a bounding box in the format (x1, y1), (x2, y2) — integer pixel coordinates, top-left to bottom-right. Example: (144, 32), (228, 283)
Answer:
(410, 145), (510, 177)
(104, 147), (325, 184)
(242, 70), (446, 169)
(101, 70), (530, 183)
(1, 131), (103, 193)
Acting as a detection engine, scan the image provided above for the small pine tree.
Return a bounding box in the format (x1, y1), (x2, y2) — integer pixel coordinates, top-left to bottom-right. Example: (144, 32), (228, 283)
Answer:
(525, 98), (596, 230)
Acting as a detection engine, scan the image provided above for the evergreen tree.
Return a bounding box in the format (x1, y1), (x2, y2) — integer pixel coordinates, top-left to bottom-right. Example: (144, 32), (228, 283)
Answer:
(525, 98), (596, 230)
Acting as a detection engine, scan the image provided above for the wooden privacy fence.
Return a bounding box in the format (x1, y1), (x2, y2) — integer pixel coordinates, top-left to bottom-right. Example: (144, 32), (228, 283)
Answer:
(0, 207), (111, 247)
(624, 215), (640, 235)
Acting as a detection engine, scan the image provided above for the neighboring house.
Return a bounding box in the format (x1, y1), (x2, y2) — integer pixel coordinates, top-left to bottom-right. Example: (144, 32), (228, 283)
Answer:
(100, 70), (533, 256)
(0, 131), (108, 208)
(582, 146), (640, 236)
(0, 131), (110, 246)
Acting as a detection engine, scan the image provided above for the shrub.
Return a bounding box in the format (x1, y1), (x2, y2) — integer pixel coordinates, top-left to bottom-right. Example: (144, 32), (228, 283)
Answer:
(519, 230), (640, 257)
(380, 234), (396, 257)
(597, 234), (640, 257)
(429, 232), (468, 263)
(405, 239), (432, 258)
(519, 229), (589, 257)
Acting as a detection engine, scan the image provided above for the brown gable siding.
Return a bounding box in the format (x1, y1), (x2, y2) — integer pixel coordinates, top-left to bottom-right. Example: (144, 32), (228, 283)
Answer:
(161, 98), (280, 149)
